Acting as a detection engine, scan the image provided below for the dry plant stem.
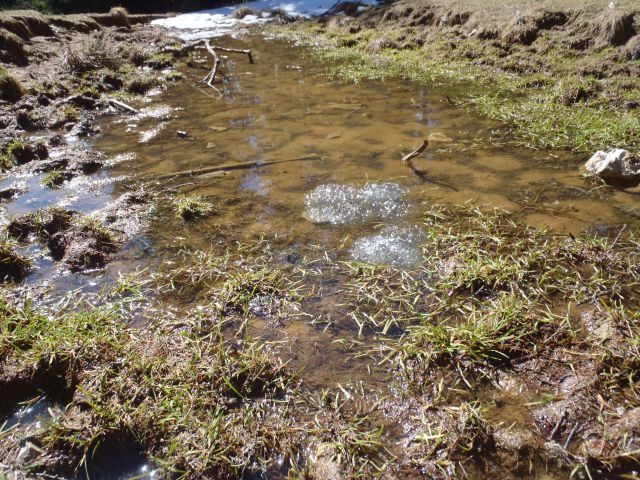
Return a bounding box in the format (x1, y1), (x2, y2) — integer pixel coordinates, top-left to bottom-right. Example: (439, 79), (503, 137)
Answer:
(157, 153), (321, 179)
(402, 139), (429, 165)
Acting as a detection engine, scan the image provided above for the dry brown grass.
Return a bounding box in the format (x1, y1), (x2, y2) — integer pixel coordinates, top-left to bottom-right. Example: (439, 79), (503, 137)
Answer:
(63, 31), (123, 73)
(426, 0), (638, 15)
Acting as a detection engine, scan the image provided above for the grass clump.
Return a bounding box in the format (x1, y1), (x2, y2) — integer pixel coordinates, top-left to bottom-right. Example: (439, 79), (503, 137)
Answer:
(0, 255), (389, 479)
(7, 206), (75, 241)
(124, 75), (158, 95)
(2, 138), (47, 167)
(165, 71), (184, 82)
(61, 104), (79, 122)
(63, 32), (122, 74)
(173, 195), (213, 221)
(146, 52), (173, 69)
(40, 169), (72, 188)
(161, 241), (307, 317)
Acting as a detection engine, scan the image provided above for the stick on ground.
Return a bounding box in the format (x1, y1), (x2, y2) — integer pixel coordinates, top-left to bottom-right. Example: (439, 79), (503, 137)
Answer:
(157, 154), (321, 180)
(402, 139), (429, 165)
(107, 98), (139, 114)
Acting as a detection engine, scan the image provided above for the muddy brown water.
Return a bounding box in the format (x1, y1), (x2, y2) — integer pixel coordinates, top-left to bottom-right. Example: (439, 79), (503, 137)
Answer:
(100, 35), (640, 383)
(2, 34), (640, 476)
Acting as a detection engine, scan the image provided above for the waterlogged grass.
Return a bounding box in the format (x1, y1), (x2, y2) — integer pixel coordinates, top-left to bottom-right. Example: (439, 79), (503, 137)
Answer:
(271, 25), (640, 153)
(330, 205), (640, 475)
(160, 241), (308, 316)
(0, 247), (389, 479)
(3, 206), (640, 477)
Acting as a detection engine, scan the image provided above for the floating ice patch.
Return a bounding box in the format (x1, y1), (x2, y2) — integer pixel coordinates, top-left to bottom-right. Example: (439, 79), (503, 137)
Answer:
(349, 225), (426, 269)
(152, 0), (377, 40)
(303, 182), (409, 225)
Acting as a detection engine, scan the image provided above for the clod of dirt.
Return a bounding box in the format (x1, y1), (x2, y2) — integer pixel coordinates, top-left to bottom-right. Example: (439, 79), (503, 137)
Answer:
(0, 11), (54, 40)
(48, 15), (101, 33)
(0, 28), (28, 66)
(28, 157), (68, 174)
(48, 220), (120, 272)
(15, 109), (46, 131)
(0, 244), (30, 282)
(68, 117), (101, 137)
(626, 34), (640, 60)
(590, 11), (636, 47)
(7, 207), (76, 241)
(502, 22), (539, 46)
(532, 10), (569, 30)
(0, 68), (24, 102)
(365, 37), (400, 53)
(0, 182), (25, 201)
(125, 76), (157, 95)
(60, 144), (106, 174)
(66, 93), (100, 110)
(3, 138), (48, 165)
(0, 358), (73, 414)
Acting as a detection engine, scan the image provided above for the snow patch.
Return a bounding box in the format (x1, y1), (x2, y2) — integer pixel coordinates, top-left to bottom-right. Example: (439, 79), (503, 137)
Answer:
(152, 0), (376, 40)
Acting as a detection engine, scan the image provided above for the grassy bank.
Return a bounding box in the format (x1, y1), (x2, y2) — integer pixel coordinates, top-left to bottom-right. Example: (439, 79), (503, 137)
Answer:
(3, 203), (640, 478)
(269, 1), (640, 154)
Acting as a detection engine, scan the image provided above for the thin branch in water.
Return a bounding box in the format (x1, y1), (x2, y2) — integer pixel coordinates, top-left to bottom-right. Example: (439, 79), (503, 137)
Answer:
(402, 139), (429, 166)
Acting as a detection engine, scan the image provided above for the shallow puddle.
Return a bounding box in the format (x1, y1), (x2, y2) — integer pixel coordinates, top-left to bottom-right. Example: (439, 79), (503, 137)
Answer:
(95, 36), (638, 254)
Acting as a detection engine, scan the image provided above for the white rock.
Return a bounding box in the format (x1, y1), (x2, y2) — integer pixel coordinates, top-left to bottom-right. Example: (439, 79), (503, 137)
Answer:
(584, 148), (640, 184)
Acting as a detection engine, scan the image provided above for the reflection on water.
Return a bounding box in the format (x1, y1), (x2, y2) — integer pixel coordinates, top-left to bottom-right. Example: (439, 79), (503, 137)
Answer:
(3, 397), (57, 431)
(303, 182), (410, 225)
(350, 224), (426, 269)
(96, 35), (637, 258)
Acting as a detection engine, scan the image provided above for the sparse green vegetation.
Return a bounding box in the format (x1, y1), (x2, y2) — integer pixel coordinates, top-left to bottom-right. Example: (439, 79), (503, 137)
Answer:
(40, 169), (71, 188)
(61, 104), (79, 122)
(146, 52), (173, 69)
(173, 195), (213, 221)
(165, 70), (184, 82)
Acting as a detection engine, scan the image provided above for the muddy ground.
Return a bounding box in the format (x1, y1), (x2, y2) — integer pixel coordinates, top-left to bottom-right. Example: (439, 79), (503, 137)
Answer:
(0, 9), (186, 280)
(1, 4), (640, 480)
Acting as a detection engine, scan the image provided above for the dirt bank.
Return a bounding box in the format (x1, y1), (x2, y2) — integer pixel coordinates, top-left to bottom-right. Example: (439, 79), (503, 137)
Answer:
(0, 9), (187, 281)
(272, 0), (640, 153)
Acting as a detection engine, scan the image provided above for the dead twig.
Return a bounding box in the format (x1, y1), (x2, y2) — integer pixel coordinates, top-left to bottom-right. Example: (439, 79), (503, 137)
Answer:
(169, 39), (254, 88)
(157, 153), (321, 180)
(402, 139), (429, 165)
(107, 98), (139, 114)
(211, 46), (254, 64)
(203, 39), (222, 87)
